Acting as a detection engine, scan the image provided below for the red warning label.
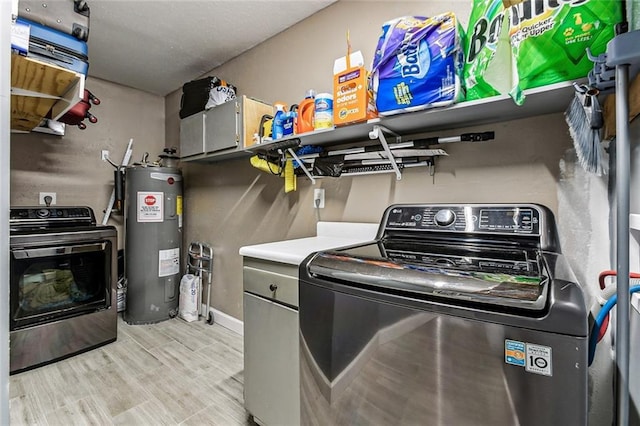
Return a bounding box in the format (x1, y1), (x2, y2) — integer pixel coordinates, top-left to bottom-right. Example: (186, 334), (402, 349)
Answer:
(137, 191), (163, 222)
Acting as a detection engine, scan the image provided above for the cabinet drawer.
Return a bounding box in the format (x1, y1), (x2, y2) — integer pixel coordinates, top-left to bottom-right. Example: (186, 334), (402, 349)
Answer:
(243, 266), (298, 308)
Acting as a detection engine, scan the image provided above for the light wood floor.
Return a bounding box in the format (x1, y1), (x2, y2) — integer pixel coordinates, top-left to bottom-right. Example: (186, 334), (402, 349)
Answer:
(9, 314), (253, 426)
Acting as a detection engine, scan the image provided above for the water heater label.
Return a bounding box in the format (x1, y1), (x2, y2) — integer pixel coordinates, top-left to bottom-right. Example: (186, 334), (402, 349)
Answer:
(176, 196), (183, 215)
(177, 196), (183, 229)
(159, 248), (180, 277)
(137, 191), (164, 222)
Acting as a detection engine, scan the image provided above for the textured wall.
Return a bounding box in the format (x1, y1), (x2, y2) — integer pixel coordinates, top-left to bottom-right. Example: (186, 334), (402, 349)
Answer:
(11, 77), (166, 248)
(175, 113), (574, 322)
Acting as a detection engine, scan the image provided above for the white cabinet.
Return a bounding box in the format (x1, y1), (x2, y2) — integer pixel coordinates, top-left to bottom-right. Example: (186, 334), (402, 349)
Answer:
(239, 223), (379, 425)
(243, 258), (300, 426)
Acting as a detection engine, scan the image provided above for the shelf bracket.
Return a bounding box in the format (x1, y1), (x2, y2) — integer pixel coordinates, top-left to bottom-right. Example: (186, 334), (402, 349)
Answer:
(287, 148), (316, 184)
(50, 74), (85, 120)
(369, 125), (402, 180)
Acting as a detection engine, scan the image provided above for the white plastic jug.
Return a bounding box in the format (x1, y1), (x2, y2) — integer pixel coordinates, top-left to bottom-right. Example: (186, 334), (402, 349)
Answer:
(179, 274), (200, 322)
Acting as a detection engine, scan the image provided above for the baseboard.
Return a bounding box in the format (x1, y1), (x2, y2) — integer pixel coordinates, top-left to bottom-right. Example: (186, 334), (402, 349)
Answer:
(201, 304), (244, 336)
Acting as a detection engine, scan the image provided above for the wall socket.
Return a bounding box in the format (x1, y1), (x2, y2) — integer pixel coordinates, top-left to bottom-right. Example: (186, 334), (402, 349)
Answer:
(39, 192), (57, 206)
(101, 150), (110, 161)
(313, 188), (325, 209)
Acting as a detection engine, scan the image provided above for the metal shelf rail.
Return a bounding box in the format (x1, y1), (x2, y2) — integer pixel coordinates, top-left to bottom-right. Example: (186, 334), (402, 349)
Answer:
(255, 127), (494, 181)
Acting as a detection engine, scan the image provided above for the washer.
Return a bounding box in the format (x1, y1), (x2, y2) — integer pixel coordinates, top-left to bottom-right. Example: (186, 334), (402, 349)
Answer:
(299, 203), (588, 426)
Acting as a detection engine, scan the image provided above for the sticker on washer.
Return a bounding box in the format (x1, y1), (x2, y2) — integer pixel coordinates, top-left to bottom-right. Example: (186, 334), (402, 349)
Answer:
(525, 343), (552, 376)
(159, 248), (180, 277)
(137, 191), (164, 222)
(505, 339), (552, 376)
(505, 340), (526, 367)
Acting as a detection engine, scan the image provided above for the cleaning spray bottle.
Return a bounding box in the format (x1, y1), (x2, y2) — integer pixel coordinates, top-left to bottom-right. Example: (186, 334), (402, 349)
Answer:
(296, 89), (316, 134)
(272, 103), (286, 140)
(272, 102), (296, 140)
(282, 108), (296, 138)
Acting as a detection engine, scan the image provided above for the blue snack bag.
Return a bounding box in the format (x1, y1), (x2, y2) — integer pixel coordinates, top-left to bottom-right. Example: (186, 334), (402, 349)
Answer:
(370, 13), (465, 116)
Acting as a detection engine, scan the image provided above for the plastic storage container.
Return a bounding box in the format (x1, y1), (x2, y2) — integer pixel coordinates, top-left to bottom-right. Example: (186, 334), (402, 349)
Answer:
(314, 93), (333, 130)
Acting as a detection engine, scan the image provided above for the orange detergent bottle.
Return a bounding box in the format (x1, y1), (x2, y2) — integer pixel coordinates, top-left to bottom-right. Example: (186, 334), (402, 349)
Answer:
(296, 89), (316, 134)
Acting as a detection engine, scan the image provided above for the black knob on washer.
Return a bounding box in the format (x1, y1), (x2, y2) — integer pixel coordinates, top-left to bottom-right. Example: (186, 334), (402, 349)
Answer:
(434, 209), (455, 227)
(36, 209), (50, 218)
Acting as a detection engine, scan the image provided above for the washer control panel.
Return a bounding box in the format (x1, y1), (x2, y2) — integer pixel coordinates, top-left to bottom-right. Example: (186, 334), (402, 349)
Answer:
(10, 207), (96, 227)
(384, 204), (541, 235)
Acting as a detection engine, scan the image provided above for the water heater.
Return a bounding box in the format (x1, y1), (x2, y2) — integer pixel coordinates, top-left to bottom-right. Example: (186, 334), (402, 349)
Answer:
(124, 149), (183, 324)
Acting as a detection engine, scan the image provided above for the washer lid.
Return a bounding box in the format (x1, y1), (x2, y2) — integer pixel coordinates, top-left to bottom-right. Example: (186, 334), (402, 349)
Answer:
(307, 239), (549, 311)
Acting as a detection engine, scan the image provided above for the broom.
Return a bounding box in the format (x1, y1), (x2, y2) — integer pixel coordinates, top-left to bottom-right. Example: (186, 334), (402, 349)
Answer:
(565, 0), (627, 176)
(565, 82), (605, 175)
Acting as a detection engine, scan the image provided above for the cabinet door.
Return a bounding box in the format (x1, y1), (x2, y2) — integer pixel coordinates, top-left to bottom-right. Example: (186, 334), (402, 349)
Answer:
(204, 99), (239, 153)
(243, 292), (299, 426)
(179, 113), (205, 157)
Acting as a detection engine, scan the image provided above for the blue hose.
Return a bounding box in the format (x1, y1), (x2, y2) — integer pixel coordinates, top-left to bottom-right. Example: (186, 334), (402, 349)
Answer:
(588, 285), (640, 366)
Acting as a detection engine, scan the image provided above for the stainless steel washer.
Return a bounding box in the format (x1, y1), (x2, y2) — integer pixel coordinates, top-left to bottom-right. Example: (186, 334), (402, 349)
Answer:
(299, 203), (588, 426)
(9, 206), (118, 374)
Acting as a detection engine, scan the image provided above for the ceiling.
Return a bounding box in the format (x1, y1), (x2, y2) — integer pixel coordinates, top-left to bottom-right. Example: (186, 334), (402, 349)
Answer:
(85, 1), (337, 96)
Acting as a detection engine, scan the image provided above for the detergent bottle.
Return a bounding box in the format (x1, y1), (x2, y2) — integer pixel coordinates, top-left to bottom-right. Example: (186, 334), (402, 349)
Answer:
(289, 104), (299, 134)
(273, 102), (296, 140)
(296, 89), (316, 134)
(282, 109), (296, 138)
(272, 103), (286, 140)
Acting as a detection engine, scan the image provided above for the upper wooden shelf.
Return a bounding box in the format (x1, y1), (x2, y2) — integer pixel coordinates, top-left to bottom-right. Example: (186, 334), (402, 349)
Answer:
(10, 53), (84, 132)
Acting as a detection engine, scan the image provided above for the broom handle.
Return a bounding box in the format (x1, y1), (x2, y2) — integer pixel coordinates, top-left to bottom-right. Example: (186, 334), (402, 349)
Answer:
(614, 61), (631, 426)
(613, 1), (630, 423)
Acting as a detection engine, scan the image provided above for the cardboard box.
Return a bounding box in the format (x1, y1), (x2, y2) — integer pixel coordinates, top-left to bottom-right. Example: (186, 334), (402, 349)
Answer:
(333, 50), (377, 127)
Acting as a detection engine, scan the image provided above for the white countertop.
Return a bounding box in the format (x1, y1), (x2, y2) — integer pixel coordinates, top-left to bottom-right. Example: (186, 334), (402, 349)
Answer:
(239, 221), (379, 265)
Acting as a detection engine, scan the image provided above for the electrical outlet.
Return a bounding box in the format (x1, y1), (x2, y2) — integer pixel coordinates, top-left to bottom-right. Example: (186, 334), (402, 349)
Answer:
(39, 192), (57, 206)
(313, 188), (325, 209)
(101, 150), (109, 161)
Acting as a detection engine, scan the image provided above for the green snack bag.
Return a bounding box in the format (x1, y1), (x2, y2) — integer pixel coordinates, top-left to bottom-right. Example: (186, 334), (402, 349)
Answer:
(509, 0), (622, 105)
(464, 0), (512, 101)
